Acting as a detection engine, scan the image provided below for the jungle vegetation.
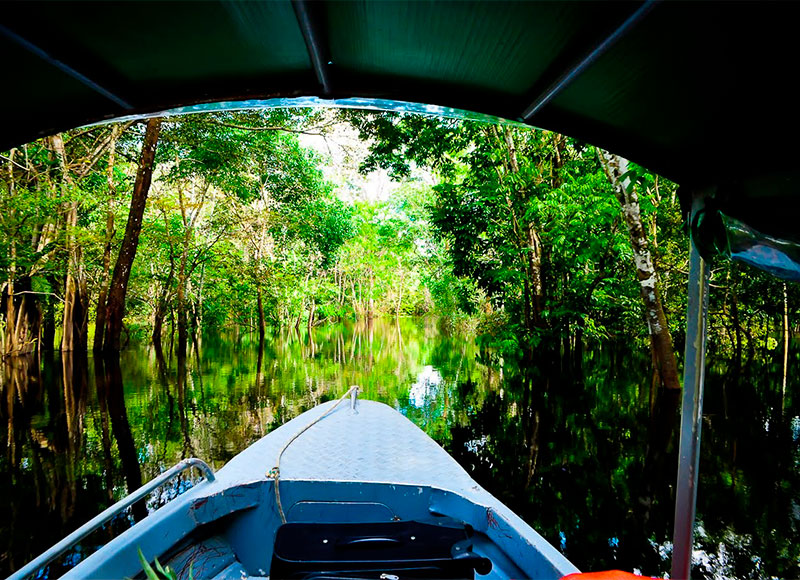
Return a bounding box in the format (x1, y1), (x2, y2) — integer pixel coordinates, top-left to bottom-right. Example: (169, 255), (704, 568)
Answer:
(2, 109), (799, 580)
(0, 108), (797, 378)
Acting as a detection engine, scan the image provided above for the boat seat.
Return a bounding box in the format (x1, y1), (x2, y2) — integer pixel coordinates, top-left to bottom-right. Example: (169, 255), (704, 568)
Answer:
(270, 520), (492, 579)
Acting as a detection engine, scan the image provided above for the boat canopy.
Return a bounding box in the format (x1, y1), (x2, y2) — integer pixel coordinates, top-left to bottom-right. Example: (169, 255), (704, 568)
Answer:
(3, 0), (800, 275)
(3, 3), (795, 579)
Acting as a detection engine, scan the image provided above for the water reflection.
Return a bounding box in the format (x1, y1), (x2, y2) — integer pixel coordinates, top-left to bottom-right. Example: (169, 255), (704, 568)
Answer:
(0, 319), (798, 579)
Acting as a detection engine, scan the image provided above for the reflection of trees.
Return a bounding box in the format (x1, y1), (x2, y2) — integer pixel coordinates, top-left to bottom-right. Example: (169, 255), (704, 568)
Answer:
(0, 352), (101, 576)
(3, 323), (794, 579)
(440, 348), (672, 574)
(691, 360), (800, 579)
(1, 355), (44, 573)
(175, 349), (195, 458)
(435, 343), (799, 579)
(2, 354), (40, 468)
(93, 358), (115, 505)
(97, 355), (146, 522)
(62, 352), (90, 519)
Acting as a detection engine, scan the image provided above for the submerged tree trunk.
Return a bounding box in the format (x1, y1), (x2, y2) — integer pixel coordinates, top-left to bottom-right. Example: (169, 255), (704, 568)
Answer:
(94, 125), (121, 352)
(3, 277), (41, 358)
(2, 149), (42, 355)
(256, 285), (266, 344)
(60, 201), (89, 352)
(599, 149), (681, 391)
(103, 118), (162, 352)
(52, 134), (90, 352)
(152, 260), (175, 358)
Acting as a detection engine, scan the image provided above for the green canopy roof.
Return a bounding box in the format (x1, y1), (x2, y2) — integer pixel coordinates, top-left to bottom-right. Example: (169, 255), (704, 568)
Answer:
(3, 0), (800, 254)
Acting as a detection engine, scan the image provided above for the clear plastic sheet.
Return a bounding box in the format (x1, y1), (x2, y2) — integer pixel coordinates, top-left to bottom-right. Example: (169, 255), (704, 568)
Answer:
(721, 213), (800, 281)
(92, 97), (526, 129)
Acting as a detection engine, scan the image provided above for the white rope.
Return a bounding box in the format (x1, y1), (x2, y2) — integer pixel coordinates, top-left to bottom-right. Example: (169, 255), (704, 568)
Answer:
(266, 385), (359, 523)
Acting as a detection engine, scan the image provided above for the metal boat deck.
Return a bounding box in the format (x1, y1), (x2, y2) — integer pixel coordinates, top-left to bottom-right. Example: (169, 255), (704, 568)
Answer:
(36, 399), (577, 579)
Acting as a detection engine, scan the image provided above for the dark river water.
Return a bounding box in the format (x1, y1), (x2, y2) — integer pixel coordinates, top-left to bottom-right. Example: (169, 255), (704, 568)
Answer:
(1, 318), (798, 579)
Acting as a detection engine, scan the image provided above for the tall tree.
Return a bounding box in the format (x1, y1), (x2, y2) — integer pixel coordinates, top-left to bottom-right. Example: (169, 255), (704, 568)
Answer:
(93, 125), (122, 352)
(347, 112), (632, 351)
(102, 118), (162, 352)
(0, 148), (39, 357)
(51, 134), (90, 352)
(598, 150), (680, 391)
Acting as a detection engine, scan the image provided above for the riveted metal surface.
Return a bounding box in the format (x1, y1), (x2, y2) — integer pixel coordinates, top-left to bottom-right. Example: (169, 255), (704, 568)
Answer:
(219, 400), (482, 492)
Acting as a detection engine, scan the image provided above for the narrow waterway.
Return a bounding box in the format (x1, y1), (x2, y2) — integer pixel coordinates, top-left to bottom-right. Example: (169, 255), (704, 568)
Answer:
(1, 318), (798, 579)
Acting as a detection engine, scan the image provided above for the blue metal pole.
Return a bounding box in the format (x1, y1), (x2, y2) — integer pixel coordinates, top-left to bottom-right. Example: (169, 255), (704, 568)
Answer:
(671, 204), (710, 580)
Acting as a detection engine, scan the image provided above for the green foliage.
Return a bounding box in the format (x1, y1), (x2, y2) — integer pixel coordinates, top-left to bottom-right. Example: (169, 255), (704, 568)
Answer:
(3, 108), (799, 580)
(0, 107), (792, 367)
(137, 548), (186, 580)
(347, 112), (668, 353)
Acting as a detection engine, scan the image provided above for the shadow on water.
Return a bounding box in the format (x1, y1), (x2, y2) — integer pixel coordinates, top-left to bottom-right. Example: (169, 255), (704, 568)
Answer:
(0, 319), (798, 579)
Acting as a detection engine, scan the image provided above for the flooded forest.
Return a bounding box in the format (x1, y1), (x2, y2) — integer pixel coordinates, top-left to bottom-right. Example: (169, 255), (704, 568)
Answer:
(1, 110), (798, 579)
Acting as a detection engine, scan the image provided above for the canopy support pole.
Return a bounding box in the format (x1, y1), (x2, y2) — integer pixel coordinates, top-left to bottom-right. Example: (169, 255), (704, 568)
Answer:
(671, 196), (710, 580)
(292, 0), (332, 95)
(0, 24), (132, 110)
(521, 0), (658, 121)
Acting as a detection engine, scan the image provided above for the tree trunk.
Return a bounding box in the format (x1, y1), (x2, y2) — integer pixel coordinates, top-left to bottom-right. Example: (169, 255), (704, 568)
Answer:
(526, 221), (544, 326)
(3, 153), (19, 356)
(368, 270), (375, 319)
(4, 246), (19, 356)
(257, 285), (266, 344)
(307, 300), (316, 332)
(3, 277), (40, 357)
(42, 275), (58, 351)
(731, 277), (742, 366)
(395, 270), (404, 320)
(103, 118), (162, 352)
(782, 282), (789, 413)
(2, 151), (44, 357)
(492, 125), (545, 331)
(51, 134), (90, 352)
(153, 211), (176, 354)
(350, 277), (361, 319)
(176, 242), (189, 362)
(196, 263), (205, 331)
(152, 260), (175, 356)
(61, 201), (89, 352)
(599, 149), (681, 391)
(94, 125), (121, 351)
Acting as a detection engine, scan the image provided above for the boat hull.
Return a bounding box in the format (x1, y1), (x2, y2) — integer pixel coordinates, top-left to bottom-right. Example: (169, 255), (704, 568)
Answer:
(60, 399), (578, 579)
